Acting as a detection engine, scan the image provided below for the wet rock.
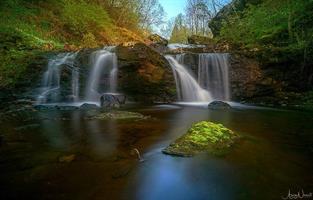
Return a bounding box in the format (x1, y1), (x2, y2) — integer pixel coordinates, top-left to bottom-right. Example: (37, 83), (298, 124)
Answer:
(89, 111), (150, 121)
(34, 104), (56, 110)
(100, 93), (126, 108)
(163, 121), (239, 157)
(59, 154), (76, 163)
(55, 105), (79, 111)
(116, 43), (176, 103)
(80, 103), (99, 110)
(208, 101), (231, 110)
(14, 124), (40, 131)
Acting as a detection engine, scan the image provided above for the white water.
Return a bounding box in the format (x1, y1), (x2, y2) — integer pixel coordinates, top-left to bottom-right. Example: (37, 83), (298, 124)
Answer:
(37, 52), (78, 104)
(166, 55), (212, 102)
(85, 49), (118, 102)
(71, 67), (80, 102)
(37, 48), (118, 105)
(172, 53), (230, 102)
(198, 53), (230, 100)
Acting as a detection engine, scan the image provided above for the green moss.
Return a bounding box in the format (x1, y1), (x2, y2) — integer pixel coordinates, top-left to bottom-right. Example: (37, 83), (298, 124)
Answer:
(163, 121), (239, 157)
(89, 111), (151, 121)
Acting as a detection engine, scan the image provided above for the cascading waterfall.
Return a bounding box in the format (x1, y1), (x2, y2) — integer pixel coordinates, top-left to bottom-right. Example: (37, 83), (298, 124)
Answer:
(170, 53), (230, 102)
(198, 53), (230, 100)
(71, 67), (80, 102)
(85, 49), (118, 102)
(36, 47), (118, 105)
(37, 52), (78, 104)
(166, 55), (212, 102)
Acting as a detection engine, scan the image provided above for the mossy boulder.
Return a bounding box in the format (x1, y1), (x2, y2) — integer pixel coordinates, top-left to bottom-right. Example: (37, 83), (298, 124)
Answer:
(116, 43), (176, 103)
(148, 34), (168, 52)
(148, 34), (168, 46)
(163, 121), (239, 157)
(89, 111), (150, 121)
(187, 35), (213, 45)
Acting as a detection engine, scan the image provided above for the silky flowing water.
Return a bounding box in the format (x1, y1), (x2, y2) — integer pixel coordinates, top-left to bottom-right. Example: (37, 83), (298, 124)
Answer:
(0, 104), (312, 199)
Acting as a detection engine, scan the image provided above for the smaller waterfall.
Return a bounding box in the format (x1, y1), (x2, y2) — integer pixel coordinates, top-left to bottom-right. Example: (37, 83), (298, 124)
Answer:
(198, 53), (230, 100)
(109, 54), (118, 93)
(85, 49), (118, 102)
(71, 67), (80, 101)
(37, 52), (78, 104)
(166, 55), (212, 102)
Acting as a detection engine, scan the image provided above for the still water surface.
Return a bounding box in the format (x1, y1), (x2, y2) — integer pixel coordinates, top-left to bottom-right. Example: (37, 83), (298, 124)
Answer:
(0, 104), (312, 199)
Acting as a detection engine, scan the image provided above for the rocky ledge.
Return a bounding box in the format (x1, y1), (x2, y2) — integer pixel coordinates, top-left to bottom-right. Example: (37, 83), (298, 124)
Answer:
(163, 121), (239, 157)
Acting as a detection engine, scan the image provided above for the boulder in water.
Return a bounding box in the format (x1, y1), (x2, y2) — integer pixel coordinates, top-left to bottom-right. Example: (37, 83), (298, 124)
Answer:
(100, 93), (126, 108)
(208, 101), (231, 110)
(163, 121), (239, 157)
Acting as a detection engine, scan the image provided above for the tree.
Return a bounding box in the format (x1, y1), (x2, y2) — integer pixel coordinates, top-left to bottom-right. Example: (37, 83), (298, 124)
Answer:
(185, 0), (211, 36)
(169, 14), (189, 43)
(136, 0), (165, 30)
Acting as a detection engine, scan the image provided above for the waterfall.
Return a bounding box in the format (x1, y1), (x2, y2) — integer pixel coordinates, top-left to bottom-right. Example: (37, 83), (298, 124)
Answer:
(170, 53), (230, 102)
(37, 52), (78, 104)
(71, 67), (80, 102)
(198, 53), (230, 100)
(165, 55), (212, 102)
(85, 49), (118, 102)
(36, 47), (118, 105)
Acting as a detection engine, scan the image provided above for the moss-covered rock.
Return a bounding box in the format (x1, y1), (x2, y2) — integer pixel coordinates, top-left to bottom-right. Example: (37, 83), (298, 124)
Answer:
(116, 43), (176, 103)
(187, 35), (213, 45)
(163, 121), (239, 157)
(89, 111), (151, 121)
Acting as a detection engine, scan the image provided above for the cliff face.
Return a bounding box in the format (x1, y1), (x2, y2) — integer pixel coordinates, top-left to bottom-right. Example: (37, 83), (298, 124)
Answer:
(208, 0), (313, 105)
(116, 43), (176, 103)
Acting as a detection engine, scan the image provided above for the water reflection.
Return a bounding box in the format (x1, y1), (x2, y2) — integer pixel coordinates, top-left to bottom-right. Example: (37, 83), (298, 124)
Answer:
(85, 119), (117, 156)
(131, 154), (238, 200)
(39, 111), (69, 149)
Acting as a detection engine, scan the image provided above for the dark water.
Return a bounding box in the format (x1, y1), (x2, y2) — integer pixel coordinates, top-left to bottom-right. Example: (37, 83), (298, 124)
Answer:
(0, 104), (312, 200)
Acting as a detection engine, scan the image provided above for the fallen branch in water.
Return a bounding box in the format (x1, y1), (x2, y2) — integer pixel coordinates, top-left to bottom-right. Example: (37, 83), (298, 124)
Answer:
(131, 148), (144, 162)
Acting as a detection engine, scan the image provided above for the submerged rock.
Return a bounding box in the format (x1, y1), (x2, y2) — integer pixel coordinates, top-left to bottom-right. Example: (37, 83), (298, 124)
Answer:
(163, 121), (239, 157)
(59, 154), (76, 163)
(208, 101), (231, 110)
(89, 111), (150, 120)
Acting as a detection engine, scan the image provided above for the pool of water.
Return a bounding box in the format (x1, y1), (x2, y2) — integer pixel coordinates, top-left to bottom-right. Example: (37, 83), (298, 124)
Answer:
(0, 104), (312, 199)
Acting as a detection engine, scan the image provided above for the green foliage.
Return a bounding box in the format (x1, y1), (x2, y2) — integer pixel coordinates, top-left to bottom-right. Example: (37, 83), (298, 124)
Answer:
(81, 33), (98, 48)
(218, 0), (313, 87)
(169, 14), (189, 43)
(60, 0), (112, 39)
(220, 0), (313, 49)
(0, 0), (154, 88)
